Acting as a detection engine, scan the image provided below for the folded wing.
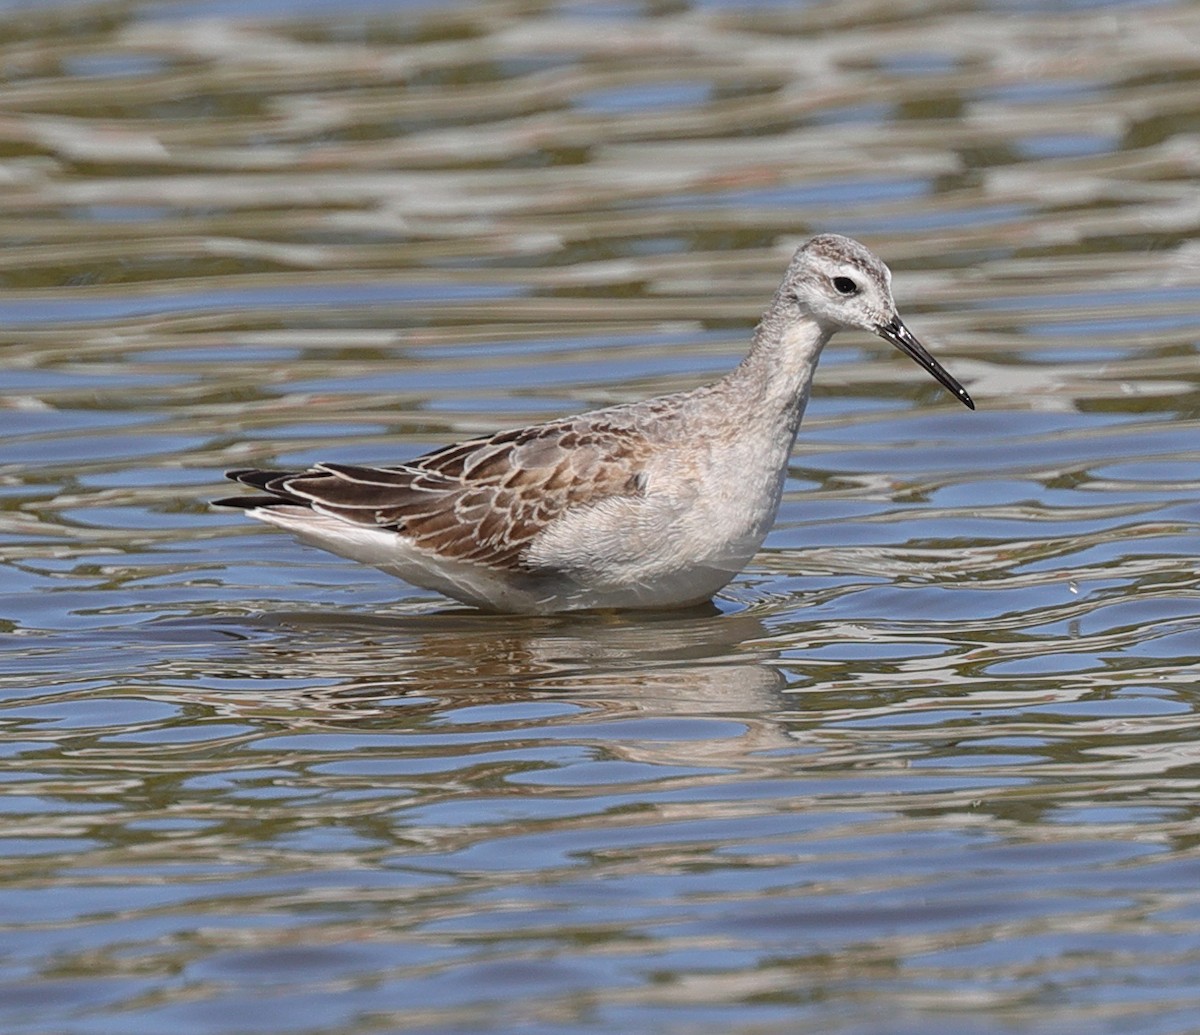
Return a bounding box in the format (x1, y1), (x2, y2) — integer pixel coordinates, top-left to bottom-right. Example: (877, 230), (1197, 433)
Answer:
(216, 417), (652, 570)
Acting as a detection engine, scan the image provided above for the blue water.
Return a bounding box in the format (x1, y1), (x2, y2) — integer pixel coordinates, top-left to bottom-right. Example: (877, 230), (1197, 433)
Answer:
(2, 0), (1199, 1032)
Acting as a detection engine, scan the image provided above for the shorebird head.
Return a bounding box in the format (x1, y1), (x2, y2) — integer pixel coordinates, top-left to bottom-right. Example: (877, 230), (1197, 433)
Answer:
(783, 234), (974, 409)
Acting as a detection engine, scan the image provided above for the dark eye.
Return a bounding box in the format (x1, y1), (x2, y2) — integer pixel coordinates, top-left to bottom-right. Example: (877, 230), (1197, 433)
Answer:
(832, 276), (858, 295)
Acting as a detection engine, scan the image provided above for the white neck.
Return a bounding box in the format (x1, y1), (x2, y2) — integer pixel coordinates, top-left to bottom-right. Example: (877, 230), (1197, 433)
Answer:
(724, 293), (833, 433)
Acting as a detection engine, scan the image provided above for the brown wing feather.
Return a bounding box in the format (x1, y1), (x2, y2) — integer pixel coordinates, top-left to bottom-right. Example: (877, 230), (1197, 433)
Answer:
(405, 417), (649, 566)
(221, 413), (655, 570)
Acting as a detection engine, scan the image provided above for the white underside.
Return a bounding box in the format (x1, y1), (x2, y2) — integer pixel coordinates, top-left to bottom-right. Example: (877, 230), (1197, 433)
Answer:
(246, 504), (759, 614)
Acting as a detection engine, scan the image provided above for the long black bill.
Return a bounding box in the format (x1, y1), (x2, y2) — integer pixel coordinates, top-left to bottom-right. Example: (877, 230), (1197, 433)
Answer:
(875, 316), (974, 410)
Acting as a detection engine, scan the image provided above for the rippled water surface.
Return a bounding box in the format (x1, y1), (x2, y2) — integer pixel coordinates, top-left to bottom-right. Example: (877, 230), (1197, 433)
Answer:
(2, 1), (1200, 1032)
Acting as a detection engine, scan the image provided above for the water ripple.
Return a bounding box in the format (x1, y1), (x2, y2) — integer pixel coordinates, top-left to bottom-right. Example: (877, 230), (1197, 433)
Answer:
(1, 1), (1199, 1033)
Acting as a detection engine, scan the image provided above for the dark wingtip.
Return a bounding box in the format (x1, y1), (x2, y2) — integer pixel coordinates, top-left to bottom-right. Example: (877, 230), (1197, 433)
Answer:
(212, 495), (278, 509)
(216, 468), (312, 508)
(225, 468), (293, 488)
